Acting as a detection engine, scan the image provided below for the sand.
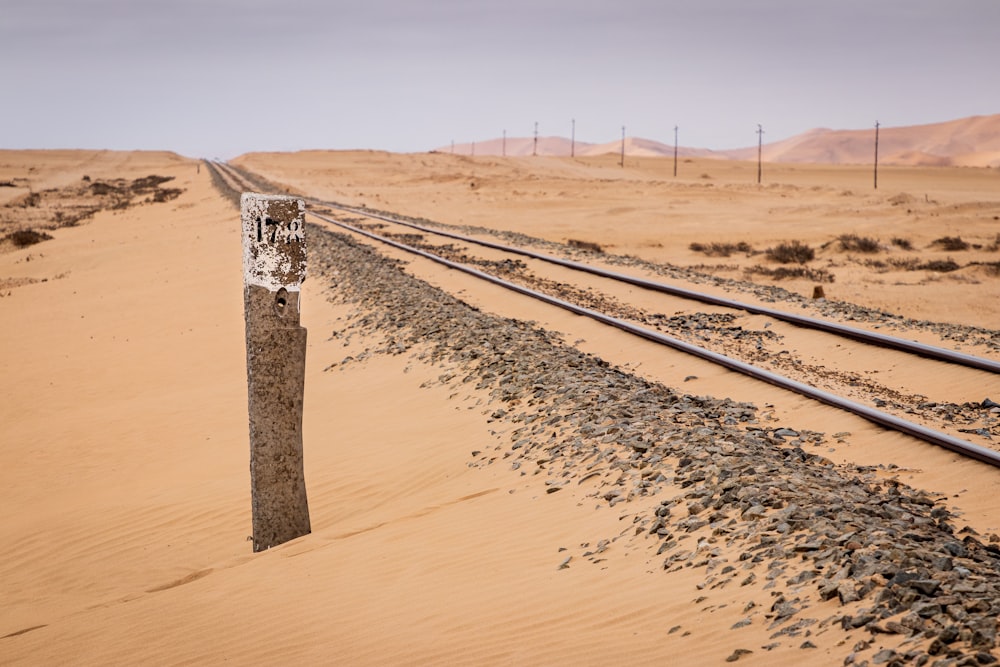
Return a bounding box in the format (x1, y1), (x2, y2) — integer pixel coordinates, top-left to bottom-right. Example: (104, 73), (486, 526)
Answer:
(239, 150), (1000, 331)
(2, 149), (999, 664)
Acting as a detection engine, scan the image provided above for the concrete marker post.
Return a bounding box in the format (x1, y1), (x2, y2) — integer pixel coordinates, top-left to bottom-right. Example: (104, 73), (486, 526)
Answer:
(241, 192), (311, 552)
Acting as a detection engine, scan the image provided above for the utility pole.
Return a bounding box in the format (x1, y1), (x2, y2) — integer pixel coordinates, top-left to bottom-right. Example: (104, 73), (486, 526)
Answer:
(451, 140), (454, 154)
(756, 124), (764, 184)
(533, 121), (538, 157)
(571, 118), (576, 158)
(673, 125), (678, 178)
(471, 141), (475, 157)
(874, 121), (880, 190)
(502, 129), (506, 157)
(620, 125), (626, 168)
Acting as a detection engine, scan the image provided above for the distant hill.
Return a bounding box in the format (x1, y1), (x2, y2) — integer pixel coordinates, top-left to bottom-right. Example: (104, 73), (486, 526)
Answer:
(437, 114), (1000, 167)
(437, 136), (723, 160)
(723, 114), (1000, 167)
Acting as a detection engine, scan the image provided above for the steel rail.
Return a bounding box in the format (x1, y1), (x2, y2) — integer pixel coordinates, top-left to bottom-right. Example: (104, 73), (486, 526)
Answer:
(206, 160), (245, 194)
(307, 208), (1000, 468)
(309, 198), (1000, 375)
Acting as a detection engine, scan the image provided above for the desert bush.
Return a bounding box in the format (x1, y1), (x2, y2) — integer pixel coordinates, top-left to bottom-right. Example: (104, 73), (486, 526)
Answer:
(131, 175), (174, 191)
(837, 234), (880, 253)
(152, 188), (183, 203)
(568, 239), (604, 253)
(986, 234), (1000, 252)
(931, 236), (969, 251)
(745, 265), (834, 283)
(766, 240), (814, 264)
(918, 259), (961, 272)
(891, 237), (913, 250)
(4, 229), (53, 248)
(885, 257), (920, 271)
(689, 241), (753, 257)
(883, 257), (961, 272)
(89, 181), (124, 196)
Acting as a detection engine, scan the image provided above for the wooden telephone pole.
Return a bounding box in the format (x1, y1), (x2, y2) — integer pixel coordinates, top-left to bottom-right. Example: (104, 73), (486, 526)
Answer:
(673, 125), (679, 178)
(874, 121), (880, 190)
(756, 124), (765, 184)
(620, 125), (626, 167)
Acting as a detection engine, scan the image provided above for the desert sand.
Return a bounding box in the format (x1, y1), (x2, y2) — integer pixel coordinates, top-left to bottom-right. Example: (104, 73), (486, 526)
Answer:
(1, 148), (999, 665)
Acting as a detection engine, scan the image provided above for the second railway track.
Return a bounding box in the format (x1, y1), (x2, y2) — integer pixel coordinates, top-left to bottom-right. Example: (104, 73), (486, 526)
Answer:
(208, 160), (1000, 467)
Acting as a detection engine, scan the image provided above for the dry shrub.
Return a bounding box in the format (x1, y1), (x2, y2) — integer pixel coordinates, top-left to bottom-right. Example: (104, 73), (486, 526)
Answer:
(4, 229), (53, 248)
(919, 259), (961, 272)
(131, 175), (174, 191)
(89, 181), (124, 196)
(568, 239), (604, 253)
(891, 237), (913, 250)
(837, 234), (880, 253)
(931, 236), (970, 251)
(766, 240), (814, 264)
(745, 265), (834, 283)
(883, 257), (961, 272)
(689, 241), (753, 257)
(152, 188), (183, 203)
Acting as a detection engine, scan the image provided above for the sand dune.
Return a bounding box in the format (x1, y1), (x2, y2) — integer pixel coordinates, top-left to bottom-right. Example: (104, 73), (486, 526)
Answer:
(441, 136), (721, 160)
(725, 114), (1000, 167)
(442, 114), (1000, 167)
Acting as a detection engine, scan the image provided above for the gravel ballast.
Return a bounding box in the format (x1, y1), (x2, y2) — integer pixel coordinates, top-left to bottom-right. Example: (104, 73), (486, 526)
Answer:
(312, 225), (1000, 666)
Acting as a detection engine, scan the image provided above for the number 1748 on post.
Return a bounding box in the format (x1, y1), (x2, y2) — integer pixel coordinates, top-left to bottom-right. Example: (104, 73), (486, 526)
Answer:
(255, 215), (303, 244)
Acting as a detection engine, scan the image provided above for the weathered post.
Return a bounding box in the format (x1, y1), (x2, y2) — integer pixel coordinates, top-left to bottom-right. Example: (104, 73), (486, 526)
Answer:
(241, 192), (310, 552)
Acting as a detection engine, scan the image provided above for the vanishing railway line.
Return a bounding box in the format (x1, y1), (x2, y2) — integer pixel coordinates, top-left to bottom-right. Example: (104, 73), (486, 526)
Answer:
(208, 160), (1000, 467)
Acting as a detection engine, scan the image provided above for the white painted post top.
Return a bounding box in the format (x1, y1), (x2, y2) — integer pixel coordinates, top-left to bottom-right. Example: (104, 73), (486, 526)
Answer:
(241, 193), (306, 291)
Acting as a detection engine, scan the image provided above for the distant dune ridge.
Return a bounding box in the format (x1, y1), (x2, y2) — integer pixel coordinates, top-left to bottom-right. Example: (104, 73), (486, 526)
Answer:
(439, 113), (1000, 167)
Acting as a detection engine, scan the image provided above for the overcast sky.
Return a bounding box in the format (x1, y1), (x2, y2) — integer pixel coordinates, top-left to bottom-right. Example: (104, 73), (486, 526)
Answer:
(3, 0), (998, 158)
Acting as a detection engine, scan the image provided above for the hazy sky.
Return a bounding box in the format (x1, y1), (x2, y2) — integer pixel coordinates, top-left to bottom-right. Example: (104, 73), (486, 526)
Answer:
(3, 0), (998, 158)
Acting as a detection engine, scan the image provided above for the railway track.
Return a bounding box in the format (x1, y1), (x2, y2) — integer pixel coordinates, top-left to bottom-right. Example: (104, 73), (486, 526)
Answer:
(208, 160), (1000, 467)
